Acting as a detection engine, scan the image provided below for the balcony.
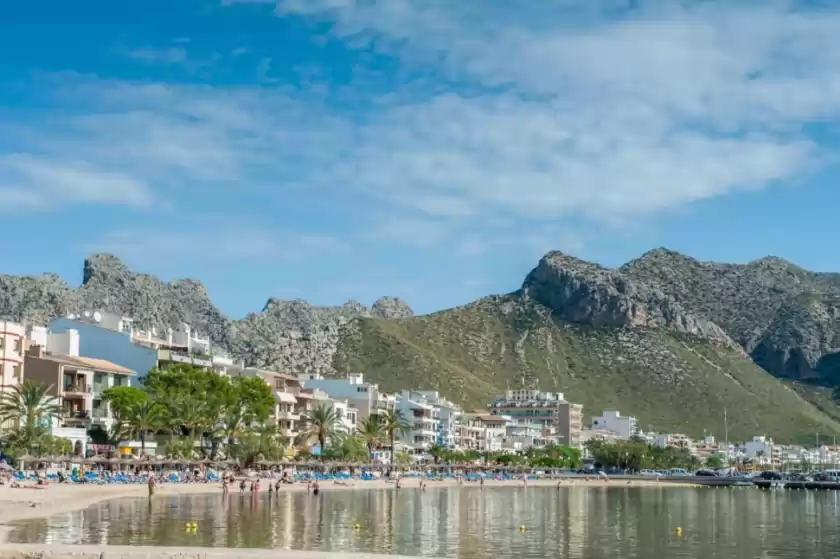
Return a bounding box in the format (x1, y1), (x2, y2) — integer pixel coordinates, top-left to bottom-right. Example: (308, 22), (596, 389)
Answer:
(63, 384), (91, 397)
(277, 410), (301, 421)
(62, 410), (90, 426)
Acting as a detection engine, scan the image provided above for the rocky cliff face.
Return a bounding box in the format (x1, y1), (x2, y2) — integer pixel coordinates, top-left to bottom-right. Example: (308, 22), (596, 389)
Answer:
(620, 248), (840, 380)
(0, 254), (412, 375)
(522, 251), (738, 349)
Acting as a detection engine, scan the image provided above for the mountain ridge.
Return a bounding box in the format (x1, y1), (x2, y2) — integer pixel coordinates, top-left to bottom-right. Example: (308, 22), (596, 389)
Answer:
(3, 249), (840, 441)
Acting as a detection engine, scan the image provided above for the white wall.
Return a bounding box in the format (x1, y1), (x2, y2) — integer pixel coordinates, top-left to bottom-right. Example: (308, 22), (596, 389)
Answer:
(48, 329), (80, 357)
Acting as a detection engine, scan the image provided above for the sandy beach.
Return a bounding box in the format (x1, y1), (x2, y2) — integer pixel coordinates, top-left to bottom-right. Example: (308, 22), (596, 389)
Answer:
(0, 477), (699, 556)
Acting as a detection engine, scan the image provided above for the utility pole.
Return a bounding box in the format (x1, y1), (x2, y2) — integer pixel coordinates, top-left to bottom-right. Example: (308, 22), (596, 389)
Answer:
(724, 408), (729, 466)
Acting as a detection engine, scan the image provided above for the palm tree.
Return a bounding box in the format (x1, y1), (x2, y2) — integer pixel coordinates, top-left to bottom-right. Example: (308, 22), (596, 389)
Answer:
(380, 409), (411, 465)
(0, 380), (62, 428)
(427, 443), (447, 464)
(299, 404), (339, 460)
(128, 401), (165, 453)
(356, 415), (385, 459)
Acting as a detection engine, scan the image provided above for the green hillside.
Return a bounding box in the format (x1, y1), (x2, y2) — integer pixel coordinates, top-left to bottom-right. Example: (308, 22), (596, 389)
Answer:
(333, 295), (840, 444)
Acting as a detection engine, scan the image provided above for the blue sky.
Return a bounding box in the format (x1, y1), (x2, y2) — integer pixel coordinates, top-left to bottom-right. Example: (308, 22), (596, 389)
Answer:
(2, 0), (840, 317)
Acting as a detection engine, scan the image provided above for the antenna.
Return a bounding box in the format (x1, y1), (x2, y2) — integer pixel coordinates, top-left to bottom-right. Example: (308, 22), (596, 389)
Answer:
(93, 311), (102, 323)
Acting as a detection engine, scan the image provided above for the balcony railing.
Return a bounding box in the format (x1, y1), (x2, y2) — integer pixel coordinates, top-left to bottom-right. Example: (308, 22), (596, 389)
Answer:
(63, 384), (91, 395)
(92, 409), (110, 420)
(63, 410), (90, 421)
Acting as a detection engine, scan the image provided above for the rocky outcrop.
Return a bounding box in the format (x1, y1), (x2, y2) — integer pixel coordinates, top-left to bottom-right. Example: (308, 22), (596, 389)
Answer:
(0, 254), (412, 374)
(620, 248), (840, 380)
(522, 251), (738, 348)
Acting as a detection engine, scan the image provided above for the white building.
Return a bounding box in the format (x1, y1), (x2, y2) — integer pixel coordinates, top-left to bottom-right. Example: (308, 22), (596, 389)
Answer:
(396, 391), (441, 454)
(300, 373), (396, 421)
(323, 398), (358, 434)
(591, 410), (637, 439)
(744, 436), (780, 466)
(413, 391), (461, 449)
(476, 414), (507, 452)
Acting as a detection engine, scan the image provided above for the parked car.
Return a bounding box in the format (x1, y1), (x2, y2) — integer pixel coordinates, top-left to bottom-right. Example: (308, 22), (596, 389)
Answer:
(639, 469), (659, 476)
(695, 469), (719, 477)
(757, 470), (784, 481)
(669, 468), (691, 476)
(784, 473), (812, 482)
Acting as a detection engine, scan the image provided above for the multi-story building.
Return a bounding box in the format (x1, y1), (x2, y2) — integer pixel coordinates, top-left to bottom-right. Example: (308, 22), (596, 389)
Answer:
(489, 389), (584, 447)
(53, 310), (241, 380)
(455, 413), (486, 451)
(0, 321), (25, 416)
(476, 414), (507, 452)
(396, 391), (441, 454)
(24, 340), (135, 455)
(323, 398), (358, 434)
(300, 373), (396, 420)
(590, 410), (637, 439)
(413, 391), (461, 448)
(744, 436), (781, 466)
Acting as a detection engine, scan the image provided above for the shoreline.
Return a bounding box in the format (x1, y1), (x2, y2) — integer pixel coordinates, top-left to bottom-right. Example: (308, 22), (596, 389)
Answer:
(0, 478), (700, 550)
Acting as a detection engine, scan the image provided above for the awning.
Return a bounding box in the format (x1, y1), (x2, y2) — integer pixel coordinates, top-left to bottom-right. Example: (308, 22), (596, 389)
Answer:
(275, 391), (297, 403)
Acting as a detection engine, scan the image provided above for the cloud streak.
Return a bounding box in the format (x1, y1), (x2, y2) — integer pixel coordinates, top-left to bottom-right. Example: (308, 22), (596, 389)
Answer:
(8, 1), (840, 255)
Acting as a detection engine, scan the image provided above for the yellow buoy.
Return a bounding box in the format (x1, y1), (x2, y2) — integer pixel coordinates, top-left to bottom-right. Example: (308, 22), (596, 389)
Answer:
(520, 525), (526, 532)
(354, 523), (361, 529)
(675, 527), (682, 536)
(184, 523), (191, 530)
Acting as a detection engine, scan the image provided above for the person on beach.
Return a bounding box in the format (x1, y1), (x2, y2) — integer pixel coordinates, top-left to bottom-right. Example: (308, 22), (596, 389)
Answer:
(268, 481), (274, 495)
(275, 479), (282, 492)
(222, 477), (229, 495)
(307, 479), (313, 494)
(313, 480), (320, 496)
(395, 476), (402, 490)
(147, 474), (157, 498)
(480, 475), (484, 488)
(239, 479), (246, 493)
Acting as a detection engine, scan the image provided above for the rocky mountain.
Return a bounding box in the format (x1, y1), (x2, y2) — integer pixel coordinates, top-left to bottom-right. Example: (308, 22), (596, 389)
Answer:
(3, 249), (840, 441)
(0, 254), (412, 376)
(620, 248), (840, 381)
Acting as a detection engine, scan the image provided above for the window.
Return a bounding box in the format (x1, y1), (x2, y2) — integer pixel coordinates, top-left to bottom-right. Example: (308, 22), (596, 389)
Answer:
(12, 365), (21, 379)
(275, 380), (285, 390)
(13, 338), (21, 353)
(0, 337), (4, 350)
(94, 373), (104, 385)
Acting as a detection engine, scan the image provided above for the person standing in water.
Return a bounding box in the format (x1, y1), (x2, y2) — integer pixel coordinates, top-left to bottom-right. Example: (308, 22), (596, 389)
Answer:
(147, 473), (157, 498)
(313, 480), (320, 496)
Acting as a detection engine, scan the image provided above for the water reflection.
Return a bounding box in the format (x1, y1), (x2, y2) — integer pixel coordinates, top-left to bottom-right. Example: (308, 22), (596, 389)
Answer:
(9, 487), (840, 558)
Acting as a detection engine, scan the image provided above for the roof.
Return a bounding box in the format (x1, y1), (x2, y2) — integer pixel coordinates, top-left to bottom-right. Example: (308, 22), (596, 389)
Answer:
(31, 353), (135, 375)
(275, 391), (297, 404)
(476, 415), (508, 422)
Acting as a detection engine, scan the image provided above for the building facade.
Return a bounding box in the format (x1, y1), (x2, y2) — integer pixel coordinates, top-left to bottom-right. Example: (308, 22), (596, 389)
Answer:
(591, 410), (637, 439)
(300, 373), (396, 421)
(0, 321), (25, 406)
(489, 389), (584, 447)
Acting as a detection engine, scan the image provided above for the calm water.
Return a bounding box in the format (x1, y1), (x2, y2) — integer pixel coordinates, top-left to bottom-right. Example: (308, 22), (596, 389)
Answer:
(8, 486), (840, 558)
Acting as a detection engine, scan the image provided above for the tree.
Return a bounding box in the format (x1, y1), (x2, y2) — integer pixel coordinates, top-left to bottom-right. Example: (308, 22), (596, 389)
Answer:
(230, 376), (275, 425)
(101, 386), (149, 443)
(299, 404), (339, 459)
(705, 454), (724, 470)
(427, 443), (446, 465)
(0, 380), (62, 429)
(356, 415), (385, 459)
(380, 409), (411, 465)
(0, 381), (62, 455)
(128, 401), (165, 453)
(394, 451), (413, 469)
(231, 424), (285, 466)
(323, 434), (370, 462)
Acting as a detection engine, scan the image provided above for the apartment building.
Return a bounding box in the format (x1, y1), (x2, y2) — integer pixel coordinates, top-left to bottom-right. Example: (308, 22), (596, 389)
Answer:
(744, 436), (781, 466)
(489, 389), (584, 447)
(24, 341), (135, 455)
(323, 398), (358, 434)
(591, 410), (637, 439)
(0, 321), (25, 404)
(475, 414), (507, 452)
(396, 391), (441, 453)
(300, 373), (396, 420)
(413, 391), (461, 449)
(53, 310), (240, 380)
(455, 414), (486, 451)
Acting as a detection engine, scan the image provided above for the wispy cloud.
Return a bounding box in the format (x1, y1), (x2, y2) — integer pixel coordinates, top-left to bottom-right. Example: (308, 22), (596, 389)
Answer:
(0, 154), (153, 213)
(11, 0), (840, 251)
